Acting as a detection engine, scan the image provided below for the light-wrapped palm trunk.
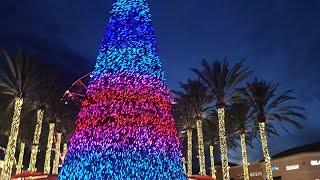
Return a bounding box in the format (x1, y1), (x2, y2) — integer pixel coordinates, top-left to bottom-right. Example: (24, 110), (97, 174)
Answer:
(182, 157), (187, 175)
(28, 109), (44, 172)
(240, 134), (249, 180)
(16, 142), (25, 174)
(52, 133), (62, 175)
(1, 97), (23, 180)
(62, 143), (68, 163)
(209, 145), (216, 178)
(218, 107), (230, 180)
(259, 122), (273, 180)
(187, 128), (193, 176)
(196, 119), (206, 175)
(44, 123), (55, 174)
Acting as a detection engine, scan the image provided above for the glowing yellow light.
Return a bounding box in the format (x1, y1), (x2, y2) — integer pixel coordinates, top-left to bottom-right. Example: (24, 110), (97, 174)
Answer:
(52, 133), (62, 175)
(28, 109), (44, 172)
(62, 143), (68, 163)
(16, 142), (25, 175)
(44, 123), (55, 174)
(182, 157), (186, 175)
(187, 128), (193, 176)
(196, 119), (206, 175)
(240, 134), (249, 180)
(209, 145), (216, 178)
(1, 97), (23, 180)
(259, 122), (273, 180)
(218, 107), (230, 180)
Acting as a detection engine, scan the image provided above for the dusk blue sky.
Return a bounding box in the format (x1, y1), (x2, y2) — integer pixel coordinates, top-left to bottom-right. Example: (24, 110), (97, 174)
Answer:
(0, 0), (319, 163)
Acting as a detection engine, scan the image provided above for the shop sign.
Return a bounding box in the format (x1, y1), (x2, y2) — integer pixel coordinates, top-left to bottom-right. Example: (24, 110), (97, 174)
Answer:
(310, 160), (320, 166)
(286, 164), (299, 171)
(272, 166), (279, 171)
(250, 172), (262, 176)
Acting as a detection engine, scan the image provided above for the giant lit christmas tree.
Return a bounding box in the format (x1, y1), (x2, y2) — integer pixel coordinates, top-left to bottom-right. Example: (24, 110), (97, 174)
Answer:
(59, 0), (186, 179)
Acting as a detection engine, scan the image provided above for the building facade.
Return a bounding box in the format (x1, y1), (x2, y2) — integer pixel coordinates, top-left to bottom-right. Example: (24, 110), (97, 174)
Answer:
(225, 150), (320, 180)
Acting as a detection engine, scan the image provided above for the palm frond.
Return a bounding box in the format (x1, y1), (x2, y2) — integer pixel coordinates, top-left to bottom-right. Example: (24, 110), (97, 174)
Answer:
(192, 58), (252, 107)
(245, 79), (306, 136)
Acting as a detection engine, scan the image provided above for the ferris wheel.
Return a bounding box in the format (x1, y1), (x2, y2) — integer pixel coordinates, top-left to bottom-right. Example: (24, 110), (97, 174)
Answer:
(62, 72), (92, 105)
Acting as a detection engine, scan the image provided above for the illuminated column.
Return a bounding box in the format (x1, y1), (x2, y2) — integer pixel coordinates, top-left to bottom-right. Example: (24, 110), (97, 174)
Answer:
(196, 119), (206, 175)
(52, 133), (62, 175)
(218, 108), (230, 180)
(240, 134), (249, 180)
(182, 157), (187, 175)
(1, 97), (23, 180)
(28, 109), (44, 172)
(16, 142), (25, 174)
(209, 145), (216, 178)
(259, 122), (273, 180)
(187, 128), (193, 176)
(44, 123), (55, 174)
(62, 143), (68, 163)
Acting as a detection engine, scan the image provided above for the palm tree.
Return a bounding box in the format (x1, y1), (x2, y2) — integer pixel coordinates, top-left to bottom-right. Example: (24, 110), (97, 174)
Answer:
(227, 103), (253, 180)
(202, 115), (219, 178)
(0, 50), (39, 179)
(43, 90), (75, 174)
(173, 79), (212, 176)
(173, 99), (195, 176)
(52, 121), (63, 175)
(27, 77), (56, 172)
(43, 120), (55, 174)
(244, 79), (306, 180)
(204, 110), (239, 178)
(193, 58), (251, 180)
(15, 141), (25, 175)
(27, 96), (48, 172)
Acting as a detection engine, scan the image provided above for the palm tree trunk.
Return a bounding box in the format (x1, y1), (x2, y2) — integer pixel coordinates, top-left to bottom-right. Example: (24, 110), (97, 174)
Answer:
(182, 157), (187, 175)
(62, 143), (68, 163)
(44, 123), (55, 174)
(196, 119), (206, 175)
(28, 109), (44, 172)
(259, 122), (273, 180)
(240, 133), (249, 180)
(16, 142), (25, 175)
(187, 128), (193, 176)
(209, 145), (216, 178)
(52, 133), (62, 175)
(217, 107), (230, 180)
(1, 97), (23, 180)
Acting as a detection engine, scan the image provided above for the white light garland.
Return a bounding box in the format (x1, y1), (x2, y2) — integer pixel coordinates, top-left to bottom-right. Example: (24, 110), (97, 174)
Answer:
(218, 108), (230, 180)
(209, 145), (216, 178)
(187, 128), (193, 176)
(16, 142), (25, 174)
(259, 122), (273, 180)
(240, 134), (249, 180)
(52, 133), (62, 175)
(62, 143), (68, 163)
(1, 97), (24, 180)
(196, 119), (206, 175)
(182, 157), (186, 175)
(44, 123), (55, 174)
(28, 109), (44, 172)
